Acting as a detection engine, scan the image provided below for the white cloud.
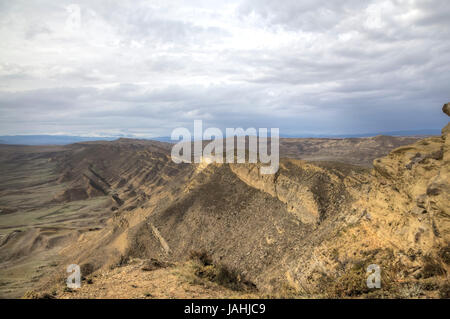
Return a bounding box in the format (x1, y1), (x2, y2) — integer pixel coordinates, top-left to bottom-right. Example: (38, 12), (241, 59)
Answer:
(0, 0), (449, 137)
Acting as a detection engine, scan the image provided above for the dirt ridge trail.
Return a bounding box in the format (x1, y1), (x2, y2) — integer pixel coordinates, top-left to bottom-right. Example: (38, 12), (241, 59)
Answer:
(31, 259), (260, 299)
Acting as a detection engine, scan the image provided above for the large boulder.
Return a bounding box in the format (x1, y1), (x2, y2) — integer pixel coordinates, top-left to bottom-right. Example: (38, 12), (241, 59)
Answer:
(443, 102), (450, 116)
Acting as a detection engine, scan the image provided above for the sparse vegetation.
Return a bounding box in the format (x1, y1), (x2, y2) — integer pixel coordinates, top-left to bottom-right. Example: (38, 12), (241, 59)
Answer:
(396, 282), (423, 298)
(141, 258), (170, 271)
(189, 250), (256, 292)
(421, 255), (446, 278)
(2, 112), (450, 299)
(110, 255), (129, 269)
(328, 261), (370, 297)
(80, 263), (94, 278)
(265, 282), (304, 299)
(439, 283), (450, 298)
(439, 245), (450, 265)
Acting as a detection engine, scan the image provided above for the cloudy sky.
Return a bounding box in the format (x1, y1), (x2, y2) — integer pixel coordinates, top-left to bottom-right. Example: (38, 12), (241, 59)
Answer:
(0, 0), (449, 137)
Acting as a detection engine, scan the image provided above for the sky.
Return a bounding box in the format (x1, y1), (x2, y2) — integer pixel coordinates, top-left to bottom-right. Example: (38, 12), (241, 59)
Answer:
(0, 0), (449, 138)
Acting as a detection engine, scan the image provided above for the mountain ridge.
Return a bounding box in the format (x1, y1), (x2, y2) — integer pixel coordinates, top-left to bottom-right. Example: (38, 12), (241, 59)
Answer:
(0, 106), (448, 298)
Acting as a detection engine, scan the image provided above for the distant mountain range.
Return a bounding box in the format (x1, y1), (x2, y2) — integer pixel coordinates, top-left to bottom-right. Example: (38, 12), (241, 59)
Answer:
(0, 135), (116, 145)
(0, 129), (441, 146)
(279, 129), (442, 138)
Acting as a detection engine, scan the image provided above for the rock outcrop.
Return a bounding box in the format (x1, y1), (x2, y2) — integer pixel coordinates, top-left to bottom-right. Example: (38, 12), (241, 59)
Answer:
(443, 102), (450, 116)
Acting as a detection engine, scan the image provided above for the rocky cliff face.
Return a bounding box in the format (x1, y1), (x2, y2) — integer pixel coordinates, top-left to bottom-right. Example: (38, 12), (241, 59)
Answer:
(229, 161), (366, 225)
(294, 106), (450, 297)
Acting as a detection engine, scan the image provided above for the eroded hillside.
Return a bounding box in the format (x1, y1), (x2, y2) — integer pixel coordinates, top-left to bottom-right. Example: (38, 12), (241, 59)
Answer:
(1, 112), (448, 298)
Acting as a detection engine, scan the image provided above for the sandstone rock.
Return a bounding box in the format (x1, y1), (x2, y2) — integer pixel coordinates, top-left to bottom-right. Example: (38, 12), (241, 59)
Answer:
(416, 194), (427, 208)
(141, 258), (169, 271)
(442, 123), (450, 137)
(443, 102), (450, 116)
(427, 182), (442, 196)
(411, 207), (427, 215)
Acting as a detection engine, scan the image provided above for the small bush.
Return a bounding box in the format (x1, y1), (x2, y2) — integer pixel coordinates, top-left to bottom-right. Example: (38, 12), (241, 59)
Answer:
(189, 250), (213, 266)
(80, 263), (94, 278)
(439, 283), (450, 299)
(269, 282), (302, 299)
(189, 250), (256, 292)
(397, 282), (423, 298)
(110, 255), (129, 269)
(63, 287), (73, 293)
(329, 262), (370, 297)
(421, 280), (439, 291)
(439, 245), (450, 265)
(422, 255), (446, 278)
(141, 258), (168, 271)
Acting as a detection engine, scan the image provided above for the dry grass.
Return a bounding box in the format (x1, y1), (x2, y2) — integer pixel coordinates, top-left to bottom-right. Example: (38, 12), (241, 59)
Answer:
(421, 255), (446, 279)
(188, 250), (257, 293)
